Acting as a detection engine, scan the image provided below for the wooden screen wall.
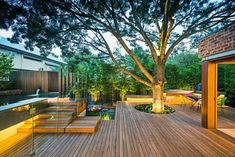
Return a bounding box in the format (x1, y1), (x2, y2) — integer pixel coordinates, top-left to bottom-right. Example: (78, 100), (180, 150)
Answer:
(58, 69), (74, 96)
(15, 71), (59, 94)
(48, 72), (59, 92)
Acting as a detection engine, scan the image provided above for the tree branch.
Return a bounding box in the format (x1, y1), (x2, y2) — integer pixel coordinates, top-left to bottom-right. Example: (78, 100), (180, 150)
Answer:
(128, 0), (158, 65)
(97, 32), (152, 87)
(111, 31), (154, 83)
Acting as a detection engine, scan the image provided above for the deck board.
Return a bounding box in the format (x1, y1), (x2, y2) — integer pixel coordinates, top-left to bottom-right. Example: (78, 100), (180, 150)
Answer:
(1, 102), (235, 157)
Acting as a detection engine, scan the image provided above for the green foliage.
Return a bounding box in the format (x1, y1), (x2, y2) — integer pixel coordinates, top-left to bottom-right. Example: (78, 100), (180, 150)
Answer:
(113, 74), (136, 101)
(217, 97), (227, 107)
(114, 47), (152, 96)
(0, 53), (14, 90)
(164, 105), (176, 114)
(135, 104), (153, 113)
(60, 64), (68, 77)
(88, 84), (103, 101)
(166, 52), (201, 90)
(135, 104), (175, 114)
(0, 53), (13, 80)
(165, 54), (235, 106)
(0, 81), (15, 91)
(71, 85), (80, 100)
(123, 47), (155, 78)
(69, 53), (118, 100)
(0, 1), (26, 30)
(3, 0), (234, 57)
(66, 51), (145, 101)
(100, 113), (112, 120)
(86, 109), (115, 120)
(86, 111), (99, 116)
(218, 64), (235, 105)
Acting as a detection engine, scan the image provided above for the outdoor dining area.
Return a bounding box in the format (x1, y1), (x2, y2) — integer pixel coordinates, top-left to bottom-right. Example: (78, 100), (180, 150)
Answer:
(126, 89), (227, 113)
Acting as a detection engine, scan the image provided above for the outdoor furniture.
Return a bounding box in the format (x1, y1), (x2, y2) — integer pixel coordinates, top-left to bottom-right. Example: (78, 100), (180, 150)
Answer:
(184, 93), (202, 111)
(217, 95), (227, 114)
(166, 89), (194, 107)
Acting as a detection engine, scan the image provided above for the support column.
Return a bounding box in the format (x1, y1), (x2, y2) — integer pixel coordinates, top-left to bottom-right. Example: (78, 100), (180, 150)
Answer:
(201, 61), (218, 129)
(66, 68), (69, 93)
(58, 68), (62, 95)
(69, 72), (73, 89)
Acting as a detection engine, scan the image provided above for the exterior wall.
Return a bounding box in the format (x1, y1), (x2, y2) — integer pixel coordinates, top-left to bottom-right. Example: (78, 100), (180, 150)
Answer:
(44, 61), (59, 71)
(198, 24), (235, 58)
(199, 24), (235, 129)
(0, 38), (73, 94)
(0, 47), (60, 72)
(21, 56), (43, 71)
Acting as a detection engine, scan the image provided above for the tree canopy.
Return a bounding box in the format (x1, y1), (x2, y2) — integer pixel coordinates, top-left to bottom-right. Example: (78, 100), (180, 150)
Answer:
(2, 0), (234, 82)
(1, 0), (235, 112)
(166, 51), (201, 90)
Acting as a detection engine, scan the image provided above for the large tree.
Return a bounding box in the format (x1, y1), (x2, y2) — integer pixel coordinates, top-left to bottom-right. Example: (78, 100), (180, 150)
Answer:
(1, 0), (235, 112)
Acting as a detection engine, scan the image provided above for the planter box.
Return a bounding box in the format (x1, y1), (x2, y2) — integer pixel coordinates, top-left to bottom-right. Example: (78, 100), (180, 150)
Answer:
(0, 89), (22, 96)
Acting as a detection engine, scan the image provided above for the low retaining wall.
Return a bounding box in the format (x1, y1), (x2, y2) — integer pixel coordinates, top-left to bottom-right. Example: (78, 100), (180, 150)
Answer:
(0, 89), (22, 96)
(126, 95), (193, 106)
(126, 95), (153, 104)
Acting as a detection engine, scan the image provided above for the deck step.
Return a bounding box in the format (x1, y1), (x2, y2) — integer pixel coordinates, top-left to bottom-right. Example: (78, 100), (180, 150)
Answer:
(24, 117), (73, 125)
(17, 124), (68, 133)
(76, 116), (100, 121)
(39, 111), (75, 118)
(47, 105), (77, 109)
(18, 116), (100, 134)
(34, 124), (67, 133)
(65, 116), (100, 133)
(48, 102), (77, 106)
(45, 106), (76, 112)
(16, 101), (95, 134)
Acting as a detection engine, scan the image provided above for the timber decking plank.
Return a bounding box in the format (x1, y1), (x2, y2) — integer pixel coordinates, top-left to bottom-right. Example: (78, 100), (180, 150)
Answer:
(1, 102), (235, 157)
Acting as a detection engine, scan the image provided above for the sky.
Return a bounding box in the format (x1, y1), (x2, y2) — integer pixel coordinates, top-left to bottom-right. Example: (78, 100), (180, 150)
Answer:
(0, 28), (120, 57)
(0, 26), (194, 57)
(0, 29), (62, 56)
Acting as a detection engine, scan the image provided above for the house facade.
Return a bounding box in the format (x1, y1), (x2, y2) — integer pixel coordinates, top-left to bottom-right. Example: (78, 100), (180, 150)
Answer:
(0, 37), (72, 94)
(0, 37), (66, 72)
(198, 24), (235, 129)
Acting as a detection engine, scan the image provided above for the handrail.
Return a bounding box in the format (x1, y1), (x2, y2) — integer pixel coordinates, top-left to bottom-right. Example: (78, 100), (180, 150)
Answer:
(0, 98), (47, 112)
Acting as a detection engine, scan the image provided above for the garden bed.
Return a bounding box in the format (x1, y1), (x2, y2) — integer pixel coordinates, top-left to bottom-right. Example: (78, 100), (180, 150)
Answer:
(135, 104), (175, 114)
(86, 107), (115, 120)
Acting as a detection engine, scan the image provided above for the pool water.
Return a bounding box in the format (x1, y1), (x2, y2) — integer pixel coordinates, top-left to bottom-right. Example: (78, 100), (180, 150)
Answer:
(0, 92), (59, 106)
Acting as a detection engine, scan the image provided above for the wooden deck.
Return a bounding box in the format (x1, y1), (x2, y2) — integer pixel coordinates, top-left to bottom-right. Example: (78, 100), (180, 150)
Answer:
(1, 102), (235, 157)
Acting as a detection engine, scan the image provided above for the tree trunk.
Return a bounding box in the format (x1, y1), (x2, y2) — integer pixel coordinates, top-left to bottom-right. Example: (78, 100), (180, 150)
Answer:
(152, 84), (164, 113)
(152, 63), (165, 113)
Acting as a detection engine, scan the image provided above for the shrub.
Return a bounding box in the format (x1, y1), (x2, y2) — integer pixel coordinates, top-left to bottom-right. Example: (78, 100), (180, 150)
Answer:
(100, 113), (112, 120)
(135, 104), (175, 114)
(0, 53), (13, 80)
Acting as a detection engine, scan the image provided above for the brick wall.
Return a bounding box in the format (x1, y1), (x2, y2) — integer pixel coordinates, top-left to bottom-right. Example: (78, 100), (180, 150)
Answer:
(198, 24), (235, 58)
